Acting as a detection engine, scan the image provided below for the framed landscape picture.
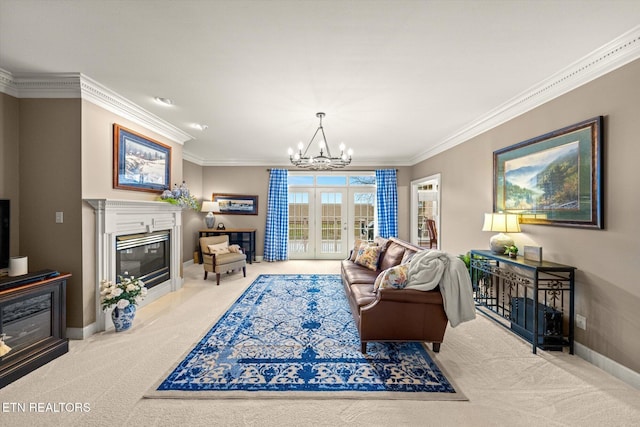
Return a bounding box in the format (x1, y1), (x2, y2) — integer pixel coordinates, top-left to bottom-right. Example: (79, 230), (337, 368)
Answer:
(212, 194), (258, 215)
(113, 124), (171, 193)
(493, 116), (603, 228)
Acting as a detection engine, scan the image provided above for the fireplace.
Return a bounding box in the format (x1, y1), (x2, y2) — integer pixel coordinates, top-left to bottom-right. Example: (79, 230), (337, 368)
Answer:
(116, 231), (170, 289)
(85, 199), (183, 334)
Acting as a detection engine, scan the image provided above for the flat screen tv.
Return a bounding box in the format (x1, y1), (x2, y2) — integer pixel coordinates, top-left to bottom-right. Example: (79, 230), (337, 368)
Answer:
(0, 199), (9, 270)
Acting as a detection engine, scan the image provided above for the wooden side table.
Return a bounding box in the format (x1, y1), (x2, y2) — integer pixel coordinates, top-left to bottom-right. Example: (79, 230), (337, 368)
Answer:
(198, 229), (256, 264)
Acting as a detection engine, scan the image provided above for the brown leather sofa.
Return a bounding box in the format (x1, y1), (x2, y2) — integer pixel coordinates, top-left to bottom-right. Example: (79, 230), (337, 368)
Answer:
(341, 237), (448, 353)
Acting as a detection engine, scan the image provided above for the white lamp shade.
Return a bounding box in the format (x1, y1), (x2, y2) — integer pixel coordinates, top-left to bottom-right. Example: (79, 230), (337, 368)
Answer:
(482, 213), (521, 233)
(483, 213), (521, 254)
(201, 201), (216, 213)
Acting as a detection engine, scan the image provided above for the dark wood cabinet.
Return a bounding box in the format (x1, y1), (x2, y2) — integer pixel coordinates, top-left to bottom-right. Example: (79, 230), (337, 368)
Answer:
(0, 272), (70, 389)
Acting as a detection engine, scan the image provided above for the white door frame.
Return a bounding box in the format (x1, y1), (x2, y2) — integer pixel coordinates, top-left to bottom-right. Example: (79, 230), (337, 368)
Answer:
(410, 173), (441, 249)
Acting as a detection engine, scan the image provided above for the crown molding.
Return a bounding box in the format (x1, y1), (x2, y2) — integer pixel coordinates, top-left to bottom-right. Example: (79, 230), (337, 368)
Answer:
(0, 70), (193, 145)
(412, 25), (640, 165)
(0, 68), (19, 97)
(182, 151), (412, 168)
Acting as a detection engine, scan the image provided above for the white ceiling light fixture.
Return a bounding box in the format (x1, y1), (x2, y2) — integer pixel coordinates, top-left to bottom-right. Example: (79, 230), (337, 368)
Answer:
(191, 123), (209, 131)
(154, 97), (174, 106)
(288, 112), (353, 170)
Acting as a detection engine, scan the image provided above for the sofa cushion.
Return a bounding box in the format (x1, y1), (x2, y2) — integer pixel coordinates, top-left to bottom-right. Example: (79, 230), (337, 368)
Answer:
(354, 244), (382, 271)
(374, 263), (409, 290)
(379, 241), (407, 271)
(350, 283), (377, 308)
(341, 260), (380, 284)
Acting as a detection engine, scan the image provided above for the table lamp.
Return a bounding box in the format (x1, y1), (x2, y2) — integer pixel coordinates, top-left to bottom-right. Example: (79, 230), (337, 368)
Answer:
(201, 201), (218, 229)
(482, 213), (521, 254)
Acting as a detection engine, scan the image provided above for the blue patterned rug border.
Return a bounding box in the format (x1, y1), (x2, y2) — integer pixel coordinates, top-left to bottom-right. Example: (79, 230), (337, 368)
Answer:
(145, 274), (467, 401)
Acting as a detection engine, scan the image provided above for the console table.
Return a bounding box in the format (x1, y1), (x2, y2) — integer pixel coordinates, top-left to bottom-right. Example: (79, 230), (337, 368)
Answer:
(470, 250), (575, 354)
(198, 228), (256, 264)
(0, 271), (70, 388)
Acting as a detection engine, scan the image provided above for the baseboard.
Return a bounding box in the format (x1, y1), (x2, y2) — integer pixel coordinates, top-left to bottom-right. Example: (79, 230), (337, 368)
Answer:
(575, 341), (640, 390)
(66, 322), (99, 340)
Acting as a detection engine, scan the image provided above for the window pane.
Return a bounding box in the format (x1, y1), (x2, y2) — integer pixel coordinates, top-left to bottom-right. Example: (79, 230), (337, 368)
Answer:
(288, 175), (314, 186)
(316, 176), (346, 186)
(349, 176), (376, 186)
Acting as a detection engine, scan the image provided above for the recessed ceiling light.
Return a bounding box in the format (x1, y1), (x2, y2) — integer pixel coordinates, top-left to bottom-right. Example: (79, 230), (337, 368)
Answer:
(154, 97), (174, 106)
(191, 123), (209, 131)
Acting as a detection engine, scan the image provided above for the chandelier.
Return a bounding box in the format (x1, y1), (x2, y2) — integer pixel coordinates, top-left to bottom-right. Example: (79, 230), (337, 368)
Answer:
(288, 112), (353, 169)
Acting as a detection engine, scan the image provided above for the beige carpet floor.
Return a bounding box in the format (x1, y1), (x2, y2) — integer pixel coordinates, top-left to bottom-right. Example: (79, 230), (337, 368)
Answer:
(1, 260), (639, 426)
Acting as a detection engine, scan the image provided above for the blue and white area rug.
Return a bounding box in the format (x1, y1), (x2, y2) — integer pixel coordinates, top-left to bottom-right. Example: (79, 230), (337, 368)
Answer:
(146, 274), (465, 400)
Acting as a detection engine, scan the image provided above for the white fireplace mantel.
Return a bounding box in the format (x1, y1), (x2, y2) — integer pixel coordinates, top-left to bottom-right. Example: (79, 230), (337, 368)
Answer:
(85, 199), (183, 332)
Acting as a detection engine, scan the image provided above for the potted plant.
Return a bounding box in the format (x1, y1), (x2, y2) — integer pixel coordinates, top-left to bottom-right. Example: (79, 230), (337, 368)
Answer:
(504, 245), (519, 258)
(100, 276), (148, 332)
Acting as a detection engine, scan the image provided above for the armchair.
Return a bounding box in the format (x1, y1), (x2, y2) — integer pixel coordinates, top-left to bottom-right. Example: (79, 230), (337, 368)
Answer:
(199, 235), (247, 285)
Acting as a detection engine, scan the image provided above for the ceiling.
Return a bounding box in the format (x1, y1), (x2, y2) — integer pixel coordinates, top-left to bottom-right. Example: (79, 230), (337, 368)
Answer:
(1, 0), (639, 167)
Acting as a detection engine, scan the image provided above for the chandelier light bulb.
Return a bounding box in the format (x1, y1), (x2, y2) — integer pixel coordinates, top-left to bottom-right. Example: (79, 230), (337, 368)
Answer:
(288, 147), (293, 156)
(294, 153), (300, 160)
(339, 143), (346, 152)
(297, 142), (304, 151)
(347, 148), (353, 156)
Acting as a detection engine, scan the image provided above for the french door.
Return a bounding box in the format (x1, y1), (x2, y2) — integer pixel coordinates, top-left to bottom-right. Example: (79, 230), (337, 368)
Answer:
(288, 173), (376, 260)
(289, 188), (348, 259)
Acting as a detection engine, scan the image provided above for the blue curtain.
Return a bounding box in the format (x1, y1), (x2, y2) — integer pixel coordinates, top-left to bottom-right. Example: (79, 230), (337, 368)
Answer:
(375, 169), (398, 238)
(264, 168), (289, 261)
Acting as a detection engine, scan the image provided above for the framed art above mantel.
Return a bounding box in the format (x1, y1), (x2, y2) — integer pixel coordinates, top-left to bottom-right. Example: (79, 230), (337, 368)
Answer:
(493, 116), (603, 229)
(113, 124), (172, 193)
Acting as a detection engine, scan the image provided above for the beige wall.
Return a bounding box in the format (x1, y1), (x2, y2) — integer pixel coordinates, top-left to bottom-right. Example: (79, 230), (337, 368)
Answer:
(0, 93), (20, 258)
(182, 160), (204, 262)
(411, 58), (640, 373)
(18, 99), (84, 327)
(81, 101), (183, 199)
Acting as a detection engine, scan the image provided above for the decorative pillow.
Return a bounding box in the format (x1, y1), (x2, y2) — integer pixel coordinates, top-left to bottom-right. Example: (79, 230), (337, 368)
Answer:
(374, 264), (410, 290)
(228, 244), (242, 253)
(208, 242), (230, 255)
(354, 244), (382, 271)
(349, 238), (369, 261)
